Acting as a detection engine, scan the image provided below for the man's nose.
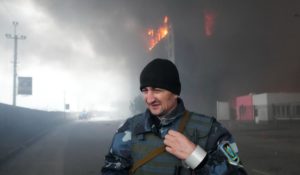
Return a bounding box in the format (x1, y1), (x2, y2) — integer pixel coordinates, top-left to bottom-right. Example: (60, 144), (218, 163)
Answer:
(146, 91), (155, 103)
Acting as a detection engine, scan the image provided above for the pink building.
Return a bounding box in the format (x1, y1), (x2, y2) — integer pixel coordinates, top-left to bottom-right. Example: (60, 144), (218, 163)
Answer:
(235, 94), (254, 121)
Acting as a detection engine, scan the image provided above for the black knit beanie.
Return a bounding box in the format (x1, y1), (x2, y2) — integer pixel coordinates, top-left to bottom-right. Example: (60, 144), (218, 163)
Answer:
(140, 58), (181, 95)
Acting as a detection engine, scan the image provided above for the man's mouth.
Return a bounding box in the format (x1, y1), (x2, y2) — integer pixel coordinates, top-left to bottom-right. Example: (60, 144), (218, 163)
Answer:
(149, 103), (160, 108)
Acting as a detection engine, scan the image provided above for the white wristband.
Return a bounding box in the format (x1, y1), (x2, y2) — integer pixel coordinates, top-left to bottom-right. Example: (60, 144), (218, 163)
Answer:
(184, 145), (207, 169)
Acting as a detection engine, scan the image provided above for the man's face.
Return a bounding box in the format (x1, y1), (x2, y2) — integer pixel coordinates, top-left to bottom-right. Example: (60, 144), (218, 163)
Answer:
(141, 87), (178, 116)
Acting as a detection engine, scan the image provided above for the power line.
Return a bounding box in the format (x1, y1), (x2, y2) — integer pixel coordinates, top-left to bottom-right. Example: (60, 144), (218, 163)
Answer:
(5, 21), (26, 106)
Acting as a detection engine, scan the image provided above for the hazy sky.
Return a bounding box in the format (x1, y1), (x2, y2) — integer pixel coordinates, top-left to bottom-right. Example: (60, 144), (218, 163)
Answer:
(1, 0), (299, 115)
(0, 0), (149, 114)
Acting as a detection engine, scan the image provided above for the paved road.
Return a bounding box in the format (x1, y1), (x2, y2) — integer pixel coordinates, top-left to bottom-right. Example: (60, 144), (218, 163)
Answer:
(0, 118), (300, 175)
(228, 122), (300, 175)
(0, 119), (122, 175)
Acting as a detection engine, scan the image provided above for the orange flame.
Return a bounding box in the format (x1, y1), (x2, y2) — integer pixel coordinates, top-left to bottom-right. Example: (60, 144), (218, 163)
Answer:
(147, 16), (169, 51)
(164, 16), (168, 23)
(204, 10), (216, 37)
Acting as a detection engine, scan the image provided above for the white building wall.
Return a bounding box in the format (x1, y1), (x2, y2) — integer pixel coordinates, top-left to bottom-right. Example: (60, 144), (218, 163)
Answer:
(216, 101), (230, 120)
(268, 93), (300, 120)
(252, 93), (300, 122)
(267, 93), (300, 104)
(253, 93), (268, 105)
(253, 93), (269, 121)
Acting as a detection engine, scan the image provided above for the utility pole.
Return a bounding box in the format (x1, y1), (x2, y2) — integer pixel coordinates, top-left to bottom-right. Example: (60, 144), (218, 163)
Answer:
(5, 21), (26, 106)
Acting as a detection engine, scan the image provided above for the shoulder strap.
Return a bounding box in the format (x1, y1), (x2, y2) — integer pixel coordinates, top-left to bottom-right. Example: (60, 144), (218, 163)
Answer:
(178, 111), (190, 133)
(129, 111), (190, 174)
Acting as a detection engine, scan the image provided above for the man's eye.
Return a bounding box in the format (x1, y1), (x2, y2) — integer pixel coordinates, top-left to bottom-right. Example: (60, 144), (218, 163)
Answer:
(153, 88), (163, 93)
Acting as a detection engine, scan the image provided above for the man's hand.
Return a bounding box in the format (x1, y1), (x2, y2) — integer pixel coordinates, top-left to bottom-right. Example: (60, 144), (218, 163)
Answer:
(163, 129), (196, 160)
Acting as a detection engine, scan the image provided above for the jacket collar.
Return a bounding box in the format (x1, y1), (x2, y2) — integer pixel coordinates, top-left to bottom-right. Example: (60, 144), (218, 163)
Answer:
(134, 98), (186, 135)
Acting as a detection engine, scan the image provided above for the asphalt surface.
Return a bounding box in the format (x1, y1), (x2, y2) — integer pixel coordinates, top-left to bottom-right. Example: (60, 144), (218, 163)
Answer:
(0, 118), (121, 175)
(0, 118), (299, 175)
(226, 121), (300, 175)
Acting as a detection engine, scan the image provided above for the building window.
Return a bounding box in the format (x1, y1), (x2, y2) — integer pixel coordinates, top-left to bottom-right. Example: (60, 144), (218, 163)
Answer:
(296, 105), (300, 116)
(272, 105), (276, 116)
(239, 105), (246, 116)
(275, 105), (280, 116)
(286, 105), (290, 116)
(281, 106), (285, 116)
(254, 106), (258, 117)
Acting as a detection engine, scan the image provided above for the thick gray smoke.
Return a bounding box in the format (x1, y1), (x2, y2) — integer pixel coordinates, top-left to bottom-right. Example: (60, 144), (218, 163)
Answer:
(34, 0), (300, 115)
(2, 0), (299, 115)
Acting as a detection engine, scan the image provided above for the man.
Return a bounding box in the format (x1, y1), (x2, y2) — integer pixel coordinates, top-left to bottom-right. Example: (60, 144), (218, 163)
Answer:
(101, 58), (247, 174)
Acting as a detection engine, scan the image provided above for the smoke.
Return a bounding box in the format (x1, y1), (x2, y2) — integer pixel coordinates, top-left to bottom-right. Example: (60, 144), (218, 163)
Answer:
(1, 0), (299, 115)
(34, 0), (300, 115)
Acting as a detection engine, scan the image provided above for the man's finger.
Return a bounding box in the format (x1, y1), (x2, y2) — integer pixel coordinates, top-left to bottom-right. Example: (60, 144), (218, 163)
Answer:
(165, 146), (174, 154)
(168, 129), (182, 137)
(164, 134), (176, 142)
(163, 138), (171, 146)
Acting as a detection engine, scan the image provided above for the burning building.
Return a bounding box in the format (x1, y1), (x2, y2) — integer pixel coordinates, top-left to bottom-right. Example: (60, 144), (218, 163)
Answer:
(144, 12), (218, 115)
(146, 16), (175, 63)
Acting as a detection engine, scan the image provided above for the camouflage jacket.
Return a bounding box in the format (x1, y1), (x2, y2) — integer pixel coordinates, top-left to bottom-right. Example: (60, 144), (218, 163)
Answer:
(101, 100), (247, 175)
